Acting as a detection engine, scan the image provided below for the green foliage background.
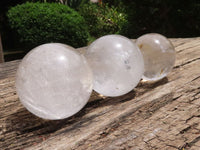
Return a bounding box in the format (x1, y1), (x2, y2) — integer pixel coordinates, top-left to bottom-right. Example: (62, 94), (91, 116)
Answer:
(78, 3), (128, 38)
(7, 2), (89, 48)
(102, 0), (200, 38)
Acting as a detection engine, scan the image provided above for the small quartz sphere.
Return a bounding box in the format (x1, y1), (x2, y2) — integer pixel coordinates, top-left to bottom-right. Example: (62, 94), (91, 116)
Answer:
(85, 35), (144, 97)
(16, 43), (93, 120)
(136, 33), (176, 81)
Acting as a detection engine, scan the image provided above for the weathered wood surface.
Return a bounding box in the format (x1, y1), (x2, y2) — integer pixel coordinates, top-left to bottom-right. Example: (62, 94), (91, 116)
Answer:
(0, 38), (200, 150)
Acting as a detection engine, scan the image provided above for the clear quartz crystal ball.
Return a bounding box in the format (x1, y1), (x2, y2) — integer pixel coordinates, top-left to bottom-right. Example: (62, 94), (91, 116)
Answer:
(136, 33), (176, 81)
(85, 35), (144, 97)
(16, 43), (93, 120)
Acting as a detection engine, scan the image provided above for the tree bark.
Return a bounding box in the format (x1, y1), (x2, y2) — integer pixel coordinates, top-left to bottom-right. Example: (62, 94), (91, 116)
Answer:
(0, 38), (200, 150)
(0, 33), (4, 63)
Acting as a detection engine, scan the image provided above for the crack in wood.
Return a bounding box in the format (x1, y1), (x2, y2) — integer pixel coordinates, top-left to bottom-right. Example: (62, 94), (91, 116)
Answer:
(174, 57), (200, 69)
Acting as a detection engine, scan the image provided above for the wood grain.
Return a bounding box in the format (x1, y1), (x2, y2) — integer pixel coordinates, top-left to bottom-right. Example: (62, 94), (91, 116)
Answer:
(0, 38), (200, 150)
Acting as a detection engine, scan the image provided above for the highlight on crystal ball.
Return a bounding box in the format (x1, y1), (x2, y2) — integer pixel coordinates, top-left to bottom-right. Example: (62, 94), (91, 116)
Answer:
(16, 43), (93, 120)
(136, 33), (176, 81)
(85, 35), (144, 97)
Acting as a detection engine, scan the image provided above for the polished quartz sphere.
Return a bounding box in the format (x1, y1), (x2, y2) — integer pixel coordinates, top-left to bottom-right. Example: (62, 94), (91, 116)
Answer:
(136, 33), (176, 81)
(85, 35), (144, 97)
(16, 43), (93, 120)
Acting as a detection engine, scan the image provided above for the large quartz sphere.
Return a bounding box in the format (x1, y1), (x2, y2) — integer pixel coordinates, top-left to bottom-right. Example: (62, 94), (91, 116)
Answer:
(16, 43), (93, 120)
(85, 35), (144, 97)
(136, 33), (176, 81)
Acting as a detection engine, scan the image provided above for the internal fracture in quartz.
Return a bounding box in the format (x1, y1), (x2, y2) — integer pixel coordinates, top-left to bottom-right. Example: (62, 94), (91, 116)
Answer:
(85, 35), (144, 97)
(15, 43), (93, 120)
(136, 33), (176, 81)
